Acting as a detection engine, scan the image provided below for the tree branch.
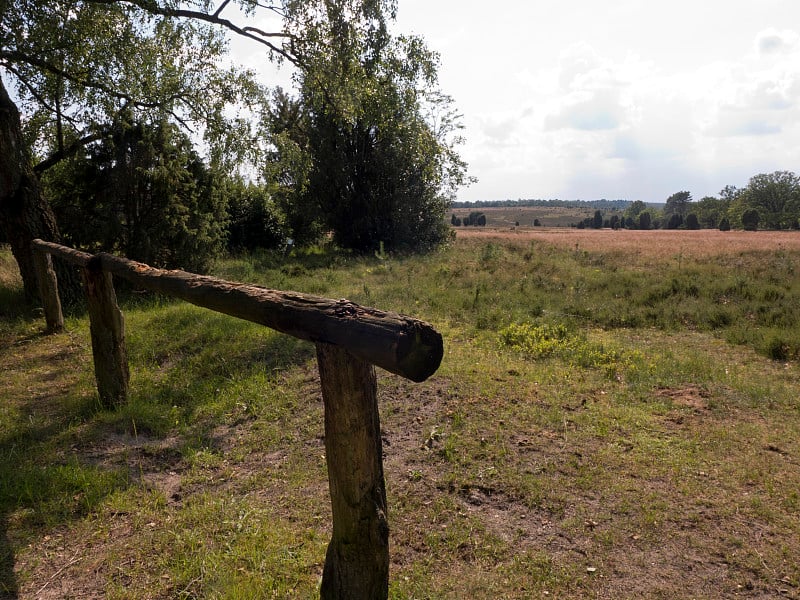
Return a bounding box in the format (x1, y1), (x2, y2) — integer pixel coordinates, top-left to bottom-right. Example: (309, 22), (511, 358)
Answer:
(2, 50), (205, 117)
(33, 131), (105, 173)
(213, 0), (232, 18)
(3, 50), (138, 105)
(86, 0), (301, 67)
(1, 63), (78, 127)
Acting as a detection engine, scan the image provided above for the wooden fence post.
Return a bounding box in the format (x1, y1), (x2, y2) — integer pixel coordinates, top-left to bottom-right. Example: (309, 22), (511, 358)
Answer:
(315, 342), (389, 600)
(33, 248), (64, 333)
(82, 256), (129, 407)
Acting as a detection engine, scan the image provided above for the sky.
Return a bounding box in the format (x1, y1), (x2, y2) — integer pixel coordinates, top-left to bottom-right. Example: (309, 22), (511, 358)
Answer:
(235, 0), (800, 203)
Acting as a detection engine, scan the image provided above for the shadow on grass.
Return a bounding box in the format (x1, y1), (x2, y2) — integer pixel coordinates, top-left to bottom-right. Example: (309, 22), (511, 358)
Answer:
(0, 516), (16, 598)
(0, 284), (31, 325)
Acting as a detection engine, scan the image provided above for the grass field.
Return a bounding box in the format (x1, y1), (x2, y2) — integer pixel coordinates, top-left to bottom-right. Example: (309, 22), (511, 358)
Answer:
(1, 230), (800, 598)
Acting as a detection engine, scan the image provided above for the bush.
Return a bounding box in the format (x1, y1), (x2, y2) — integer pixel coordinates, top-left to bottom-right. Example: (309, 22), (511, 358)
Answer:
(226, 183), (289, 252)
(666, 213), (683, 229)
(742, 209), (760, 231)
(764, 334), (791, 361)
(498, 321), (640, 379)
(43, 118), (226, 273)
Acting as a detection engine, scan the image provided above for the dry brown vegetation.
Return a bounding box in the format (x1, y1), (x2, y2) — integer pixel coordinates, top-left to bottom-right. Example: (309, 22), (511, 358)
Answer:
(457, 227), (800, 258)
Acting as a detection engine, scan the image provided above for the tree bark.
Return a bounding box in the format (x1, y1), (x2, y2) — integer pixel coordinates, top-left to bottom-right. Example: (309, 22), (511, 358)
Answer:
(0, 76), (80, 304)
(316, 342), (389, 600)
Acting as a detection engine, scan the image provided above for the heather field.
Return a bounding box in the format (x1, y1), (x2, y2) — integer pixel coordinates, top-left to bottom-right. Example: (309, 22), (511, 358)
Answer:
(2, 230), (800, 598)
(457, 226), (800, 257)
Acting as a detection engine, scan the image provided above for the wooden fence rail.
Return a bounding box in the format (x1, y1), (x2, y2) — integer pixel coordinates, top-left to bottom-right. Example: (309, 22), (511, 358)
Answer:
(31, 239), (444, 600)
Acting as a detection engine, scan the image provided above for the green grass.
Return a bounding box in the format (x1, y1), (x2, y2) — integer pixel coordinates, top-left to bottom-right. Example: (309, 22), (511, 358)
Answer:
(1, 239), (800, 598)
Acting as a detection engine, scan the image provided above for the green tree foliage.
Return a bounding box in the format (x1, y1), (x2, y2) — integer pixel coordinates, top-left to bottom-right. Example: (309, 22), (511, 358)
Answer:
(737, 171), (800, 230)
(592, 210), (603, 229)
(261, 87), (323, 247)
(694, 196), (730, 229)
(719, 216), (731, 231)
(685, 213), (699, 230)
(624, 200), (647, 223)
(741, 208), (760, 231)
(0, 0), (280, 299)
(226, 180), (289, 253)
(664, 191), (692, 218)
(666, 213), (683, 230)
(42, 117), (226, 272)
(3, 0), (271, 172)
(281, 0), (471, 253)
(638, 211), (652, 230)
(719, 185), (741, 203)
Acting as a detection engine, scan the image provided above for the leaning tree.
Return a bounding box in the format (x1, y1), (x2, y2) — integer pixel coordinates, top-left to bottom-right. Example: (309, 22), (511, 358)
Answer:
(0, 0), (290, 302)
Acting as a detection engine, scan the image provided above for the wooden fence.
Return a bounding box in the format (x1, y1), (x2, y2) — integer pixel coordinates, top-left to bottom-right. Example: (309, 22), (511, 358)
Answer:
(31, 239), (444, 600)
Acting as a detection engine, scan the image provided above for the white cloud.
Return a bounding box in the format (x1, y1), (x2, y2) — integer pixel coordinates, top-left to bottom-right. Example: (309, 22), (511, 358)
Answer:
(755, 28), (799, 55)
(228, 1), (800, 202)
(701, 30), (800, 139)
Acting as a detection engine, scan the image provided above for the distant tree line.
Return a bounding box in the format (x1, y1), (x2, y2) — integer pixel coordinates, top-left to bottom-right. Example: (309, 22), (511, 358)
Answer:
(451, 212), (486, 226)
(572, 171), (800, 232)
(453, 199), (629, 210)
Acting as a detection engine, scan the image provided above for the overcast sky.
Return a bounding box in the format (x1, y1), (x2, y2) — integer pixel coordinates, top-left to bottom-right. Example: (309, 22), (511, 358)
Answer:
(238, 1), (800, 203)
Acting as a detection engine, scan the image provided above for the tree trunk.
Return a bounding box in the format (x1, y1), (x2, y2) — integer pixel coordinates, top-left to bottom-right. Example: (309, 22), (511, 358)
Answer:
(316, 342), (389, 600)
(0, 76), (80, 304)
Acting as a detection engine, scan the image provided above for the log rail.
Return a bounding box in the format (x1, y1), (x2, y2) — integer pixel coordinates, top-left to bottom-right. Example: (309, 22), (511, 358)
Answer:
(31, 238), (443, 600)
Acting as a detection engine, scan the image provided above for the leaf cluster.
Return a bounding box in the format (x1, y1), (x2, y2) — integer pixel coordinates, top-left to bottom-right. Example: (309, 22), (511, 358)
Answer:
(1, 0), (270, 172)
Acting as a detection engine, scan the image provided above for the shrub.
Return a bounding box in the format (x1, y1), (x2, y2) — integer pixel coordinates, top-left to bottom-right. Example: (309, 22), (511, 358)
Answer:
(44, 118), (226, 273)
(499, 322), (570, 358)
(498, 321), (641, 379)
(226, 183), (289, 252)
(742, 209), (760, 231)
(666, 213), (683, 229)
(764, 334), (791, 361)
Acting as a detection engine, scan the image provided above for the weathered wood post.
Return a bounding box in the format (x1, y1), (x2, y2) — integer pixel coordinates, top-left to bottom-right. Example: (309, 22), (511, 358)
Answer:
(32, 247), (64, 333)
(316, 342), (388, 600)
(82, 256), (129, 407)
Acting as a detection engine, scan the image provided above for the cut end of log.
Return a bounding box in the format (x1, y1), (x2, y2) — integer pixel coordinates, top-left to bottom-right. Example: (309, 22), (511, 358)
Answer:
(395, 321), (444, 383)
